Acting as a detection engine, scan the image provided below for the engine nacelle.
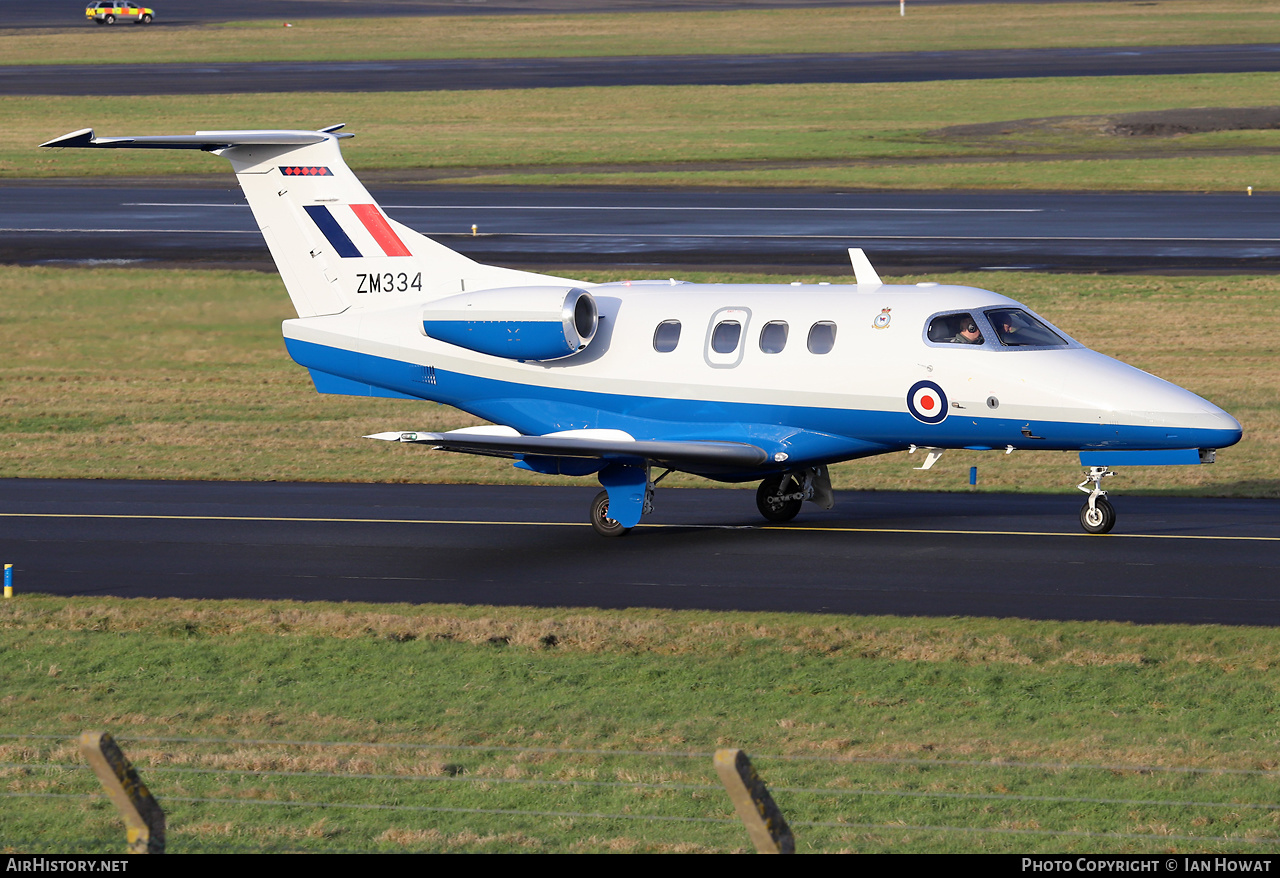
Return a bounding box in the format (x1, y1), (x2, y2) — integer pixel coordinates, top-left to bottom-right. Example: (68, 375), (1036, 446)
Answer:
(421, 286), (598, 361)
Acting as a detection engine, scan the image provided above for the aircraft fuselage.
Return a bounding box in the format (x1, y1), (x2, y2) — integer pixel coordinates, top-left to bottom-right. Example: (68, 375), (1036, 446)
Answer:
(283, 280), (1241, 480)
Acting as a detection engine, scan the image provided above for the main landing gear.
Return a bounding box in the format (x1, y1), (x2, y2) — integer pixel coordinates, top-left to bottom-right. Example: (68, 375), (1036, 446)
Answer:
(589, 467), (665, 537)
(756, 473), (803, 522)
(756, 466), (834, 524)
(588, 465), (835, 536)
(1077, 465), (1117, 534)
(590, 489), (631, 537)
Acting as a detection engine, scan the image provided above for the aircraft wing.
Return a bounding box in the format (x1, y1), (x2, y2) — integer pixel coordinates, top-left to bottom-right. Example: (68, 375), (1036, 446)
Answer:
(366, 426), (770, 469)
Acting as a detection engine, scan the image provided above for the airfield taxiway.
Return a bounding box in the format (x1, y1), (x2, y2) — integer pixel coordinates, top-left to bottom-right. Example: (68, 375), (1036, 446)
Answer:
(1, 479), (1276, 626)
(0, 1), (1194, 31)
(8, 44), (1280, 95)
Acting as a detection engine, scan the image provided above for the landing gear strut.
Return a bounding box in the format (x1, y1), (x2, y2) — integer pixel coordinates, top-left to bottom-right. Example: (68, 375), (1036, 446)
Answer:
(756, 466), (834, 524)
(1077, 466), (1117, 534)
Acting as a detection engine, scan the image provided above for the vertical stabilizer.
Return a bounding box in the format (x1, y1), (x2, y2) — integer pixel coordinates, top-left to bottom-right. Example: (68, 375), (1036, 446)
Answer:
(40, 126), (581, 318)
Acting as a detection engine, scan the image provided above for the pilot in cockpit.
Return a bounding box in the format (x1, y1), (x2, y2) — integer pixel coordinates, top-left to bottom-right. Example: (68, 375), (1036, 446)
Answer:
(947, 316), (984, 345)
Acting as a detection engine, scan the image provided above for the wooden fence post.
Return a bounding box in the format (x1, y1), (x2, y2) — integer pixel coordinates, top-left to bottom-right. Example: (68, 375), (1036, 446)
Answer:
(713, 748), (794, 853)
(79, 730), (165, 854)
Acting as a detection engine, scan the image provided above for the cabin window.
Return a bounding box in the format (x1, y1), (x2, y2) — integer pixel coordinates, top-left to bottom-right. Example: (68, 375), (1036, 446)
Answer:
(927, 312), (986, 346)
(807, 321), (837, 354)
(759, 321), (788, 354)
(711, 320), (742, 354)
(653, 320), (681, 352)
(984, 308), (1069, 347)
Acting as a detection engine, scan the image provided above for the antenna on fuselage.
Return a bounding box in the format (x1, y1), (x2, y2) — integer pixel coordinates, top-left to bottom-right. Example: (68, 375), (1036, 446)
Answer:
(848, 248), (882, 287)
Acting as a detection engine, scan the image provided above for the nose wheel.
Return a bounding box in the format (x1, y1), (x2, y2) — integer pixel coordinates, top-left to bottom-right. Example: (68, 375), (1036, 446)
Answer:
(1077, 466), (1117, 534)
(1079, 495), (1116, 534)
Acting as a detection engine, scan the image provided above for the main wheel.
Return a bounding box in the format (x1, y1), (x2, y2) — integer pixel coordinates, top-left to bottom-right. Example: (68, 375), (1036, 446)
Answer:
(590, 490), (631, 537)
(1079, 496), (1116, 534)
(756, 474), (802, 523)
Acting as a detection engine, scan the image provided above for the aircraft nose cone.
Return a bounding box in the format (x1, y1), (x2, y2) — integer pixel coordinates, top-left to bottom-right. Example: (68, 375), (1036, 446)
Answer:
(1060, 350), (1242, 450)
(1206, 406), (1243, 448)
(1118, 376), (1242, 449)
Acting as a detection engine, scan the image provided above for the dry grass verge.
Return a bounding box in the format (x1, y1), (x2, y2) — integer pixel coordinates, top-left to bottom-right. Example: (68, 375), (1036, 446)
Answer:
(4, 3), (1276, 66)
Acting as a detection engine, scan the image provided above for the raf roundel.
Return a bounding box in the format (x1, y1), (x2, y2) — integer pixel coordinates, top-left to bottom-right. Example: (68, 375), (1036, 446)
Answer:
(907, 380), (949, 424)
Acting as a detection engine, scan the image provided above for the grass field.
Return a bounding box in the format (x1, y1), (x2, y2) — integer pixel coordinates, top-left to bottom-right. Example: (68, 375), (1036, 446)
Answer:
(5, 595), (1280, 853)
(18, 73), (1280, 191)
(6, 2), (1277, 66)
(0, 265), (1272, 498)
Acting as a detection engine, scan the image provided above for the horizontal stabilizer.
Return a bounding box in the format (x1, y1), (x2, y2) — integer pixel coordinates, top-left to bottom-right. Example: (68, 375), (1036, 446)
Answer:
(366, 428), (769, 468)
(40, 127), (342, 151)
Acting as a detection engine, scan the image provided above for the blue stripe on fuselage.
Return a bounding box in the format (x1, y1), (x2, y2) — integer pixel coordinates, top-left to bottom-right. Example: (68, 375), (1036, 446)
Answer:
(282, 338), (1241, 464)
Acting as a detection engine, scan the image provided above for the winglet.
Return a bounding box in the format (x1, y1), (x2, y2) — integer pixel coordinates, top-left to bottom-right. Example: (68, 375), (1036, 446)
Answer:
(849, 248), (882, 287)
(364, 431), (418, 442)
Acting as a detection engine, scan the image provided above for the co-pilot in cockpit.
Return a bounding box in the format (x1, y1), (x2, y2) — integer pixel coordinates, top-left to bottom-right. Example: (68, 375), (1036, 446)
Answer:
(984, 308), (1069, 347)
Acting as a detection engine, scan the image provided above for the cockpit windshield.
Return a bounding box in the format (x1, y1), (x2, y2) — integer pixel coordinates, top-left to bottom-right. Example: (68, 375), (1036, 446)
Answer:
(984, 308), (1069, 347)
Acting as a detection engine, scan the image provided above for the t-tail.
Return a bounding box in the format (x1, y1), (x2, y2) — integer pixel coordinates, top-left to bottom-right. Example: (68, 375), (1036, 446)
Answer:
(40, 125), (575, 317)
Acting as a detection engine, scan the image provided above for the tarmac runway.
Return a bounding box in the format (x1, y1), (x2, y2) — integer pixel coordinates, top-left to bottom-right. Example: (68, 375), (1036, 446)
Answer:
(2, 479), (1277, 625)
(6, 183), (1276, 273)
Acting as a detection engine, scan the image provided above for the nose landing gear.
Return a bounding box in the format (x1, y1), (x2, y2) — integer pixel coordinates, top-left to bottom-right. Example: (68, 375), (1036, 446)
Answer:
(1077, 466), (1117, 534)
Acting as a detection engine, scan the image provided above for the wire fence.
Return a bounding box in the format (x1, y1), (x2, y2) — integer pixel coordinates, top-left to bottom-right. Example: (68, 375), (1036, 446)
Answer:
(3, 733), (1279, 853)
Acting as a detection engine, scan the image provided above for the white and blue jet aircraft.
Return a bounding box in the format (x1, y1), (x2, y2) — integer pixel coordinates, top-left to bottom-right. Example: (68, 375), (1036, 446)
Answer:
(42, 125), (1242, 536)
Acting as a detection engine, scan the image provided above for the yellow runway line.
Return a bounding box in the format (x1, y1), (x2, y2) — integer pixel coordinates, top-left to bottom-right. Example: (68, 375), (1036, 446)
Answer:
(0, 512), (1276, 542)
